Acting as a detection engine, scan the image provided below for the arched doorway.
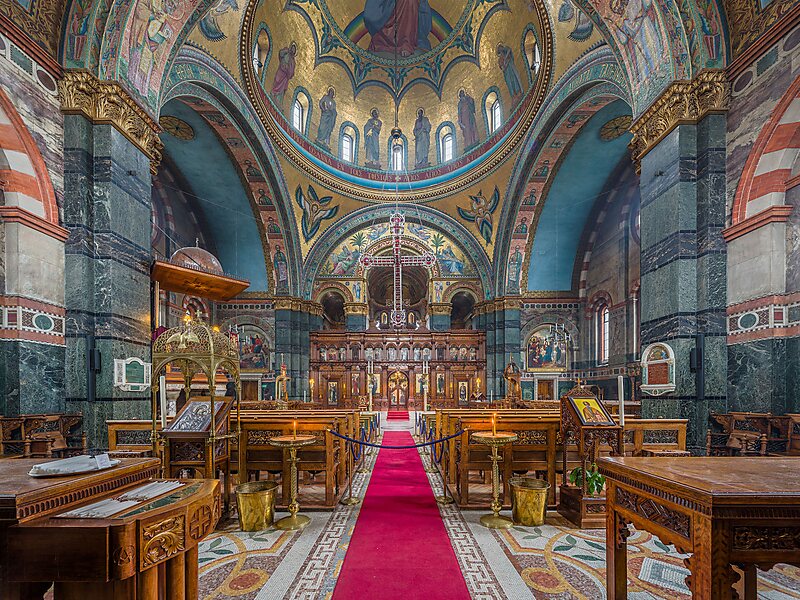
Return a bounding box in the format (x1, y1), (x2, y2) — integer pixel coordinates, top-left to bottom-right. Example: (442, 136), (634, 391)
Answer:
(388, 371), (409, 409)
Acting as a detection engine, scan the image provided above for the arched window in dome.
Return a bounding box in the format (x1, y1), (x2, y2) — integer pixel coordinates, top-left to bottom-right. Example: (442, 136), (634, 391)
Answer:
(523, 27), (541, 84)
(483, 89), (503, 134)
(339, 122), (358, 163)
(436, 122), (457, 164)
(290, 88), (311, 136)
(392, 143), (404, 171)
(386, 133), (408, 172)
(252, 27), (271, 79)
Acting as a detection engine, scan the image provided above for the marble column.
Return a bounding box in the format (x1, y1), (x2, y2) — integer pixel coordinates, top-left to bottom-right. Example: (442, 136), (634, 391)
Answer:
(60, 72), (163, 447)
(274, 298), (320, 400)
(631, 71), (728, 452)
(344, 302), (368, 331)
(274, 298), (293, 397)
(429, 302), (451, 331)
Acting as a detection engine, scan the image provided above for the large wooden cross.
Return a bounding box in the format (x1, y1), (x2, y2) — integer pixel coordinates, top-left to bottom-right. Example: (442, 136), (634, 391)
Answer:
(359, 213), (436, 328)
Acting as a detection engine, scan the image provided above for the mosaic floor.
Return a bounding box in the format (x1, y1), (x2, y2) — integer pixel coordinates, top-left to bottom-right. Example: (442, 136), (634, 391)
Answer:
(198, 420), (800, 599)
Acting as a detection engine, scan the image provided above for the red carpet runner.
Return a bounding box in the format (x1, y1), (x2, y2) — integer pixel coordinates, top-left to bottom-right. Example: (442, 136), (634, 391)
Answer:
(386, 410), (409, 420)
(332, 431), (470, 599)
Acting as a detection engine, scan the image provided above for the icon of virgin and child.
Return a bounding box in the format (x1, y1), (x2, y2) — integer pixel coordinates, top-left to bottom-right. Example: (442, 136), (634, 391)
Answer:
(364, 0), (433, 57)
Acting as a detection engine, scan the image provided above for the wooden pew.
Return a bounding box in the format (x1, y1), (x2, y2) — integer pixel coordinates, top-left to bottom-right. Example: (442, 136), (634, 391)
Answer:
(621, 419), (688, 456)
(0, 414), (86, 458)
(707, 412), (790, 456)
(107, 420), (161, 457)
(239, 409), (359, 485)
(237, 412), (357, 509)
(451, 415), (560, 507)
(436, 409), (560, 484)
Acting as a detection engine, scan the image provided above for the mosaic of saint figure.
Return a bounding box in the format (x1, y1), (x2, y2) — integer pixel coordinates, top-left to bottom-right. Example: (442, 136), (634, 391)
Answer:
(273, 244), (289, 293)
(316, 87), (337, 148)
(515, 217), (528, 234)
(458, 89), (479, 148)
(507, 246), (523, 294)
(437, 245), (464, 275)
(497, 43), (523, 104)
(271, 42), (297, 106)
(266, 217), (281, 234)
(364, 0), (433, 57)
(364, 108), (383, 168)
(609, 0), (660, 83)
(413, 108), (431, 168)
(128, 0), (189, 95)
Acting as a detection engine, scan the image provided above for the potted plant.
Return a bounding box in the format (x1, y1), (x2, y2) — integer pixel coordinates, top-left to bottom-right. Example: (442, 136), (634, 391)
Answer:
(568, 463), (605, 496)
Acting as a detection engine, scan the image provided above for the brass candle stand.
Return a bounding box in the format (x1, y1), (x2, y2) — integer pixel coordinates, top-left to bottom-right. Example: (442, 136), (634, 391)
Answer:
(472, 431), (517, 529)
(269, 434), (316, 530)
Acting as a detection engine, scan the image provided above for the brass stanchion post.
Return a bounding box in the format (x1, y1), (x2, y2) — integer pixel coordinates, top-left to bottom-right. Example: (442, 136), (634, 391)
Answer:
(340, 438), (361, 506)
(434, 440), (454, 505)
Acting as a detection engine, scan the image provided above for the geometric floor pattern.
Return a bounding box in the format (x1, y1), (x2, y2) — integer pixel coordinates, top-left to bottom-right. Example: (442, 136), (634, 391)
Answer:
(198, 417), (800, 599)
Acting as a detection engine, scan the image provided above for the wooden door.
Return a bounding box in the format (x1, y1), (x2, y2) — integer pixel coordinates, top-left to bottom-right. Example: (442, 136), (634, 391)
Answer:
(242, 380), (259, 402)
(388, 371), (409, 408)
(537, 379), (554, 401)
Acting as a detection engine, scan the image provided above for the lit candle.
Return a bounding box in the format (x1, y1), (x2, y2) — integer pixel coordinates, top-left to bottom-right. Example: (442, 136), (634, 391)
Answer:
(492, 412), (497, 436)
(293, 419), (297, 439)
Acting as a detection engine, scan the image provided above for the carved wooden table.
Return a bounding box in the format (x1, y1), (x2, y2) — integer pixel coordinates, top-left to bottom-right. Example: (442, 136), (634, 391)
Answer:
(8, 477), (220, 600)
(599, 457), (800, 600)
(0, 457), (160, 600)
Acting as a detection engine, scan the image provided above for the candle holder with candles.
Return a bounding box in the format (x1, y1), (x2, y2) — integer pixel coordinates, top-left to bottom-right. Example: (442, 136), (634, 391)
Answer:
(269, 433), (316, 530)
(472, 425), (517, 529)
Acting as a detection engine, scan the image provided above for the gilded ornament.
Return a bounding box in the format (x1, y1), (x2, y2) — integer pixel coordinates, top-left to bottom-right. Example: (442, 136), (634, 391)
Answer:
(141, 515), (186, 569)
(58, 71), (164, 174)
(629, 70), (728, 172)
(160, 115), (195, 141)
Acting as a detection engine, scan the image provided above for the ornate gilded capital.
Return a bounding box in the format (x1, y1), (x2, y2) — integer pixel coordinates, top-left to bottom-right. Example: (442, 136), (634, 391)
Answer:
(304, 300), (323, 316)
(273, 297), (295, 311)
(494, 296), (522, 312)
(629, 70), (729, 171)
(343, 302), (368, 316)
(429, 302), (452, 316)
(58, 71), (163, 174)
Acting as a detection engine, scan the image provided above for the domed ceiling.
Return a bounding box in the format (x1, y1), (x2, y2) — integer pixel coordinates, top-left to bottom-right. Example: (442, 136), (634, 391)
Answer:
(241, 0), (555, 201)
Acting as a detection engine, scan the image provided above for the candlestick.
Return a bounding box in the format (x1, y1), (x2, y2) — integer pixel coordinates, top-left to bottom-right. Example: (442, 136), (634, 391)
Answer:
(492, 412), (497, 436)
(293, 419), (297, 439)
(303, 390), (306, 403)
(490, 390), (493, 403)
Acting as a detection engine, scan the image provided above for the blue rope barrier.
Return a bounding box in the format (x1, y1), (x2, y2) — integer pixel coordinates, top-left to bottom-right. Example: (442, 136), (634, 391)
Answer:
(328, 428), (465, 449)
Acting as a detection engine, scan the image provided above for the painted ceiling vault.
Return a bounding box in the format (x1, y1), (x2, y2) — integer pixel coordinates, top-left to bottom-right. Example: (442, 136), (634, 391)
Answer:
(7, 0), (743, 297)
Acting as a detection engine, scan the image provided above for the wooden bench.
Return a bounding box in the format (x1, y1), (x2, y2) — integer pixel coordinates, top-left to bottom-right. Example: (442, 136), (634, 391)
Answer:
(451, 415), (560, 507)
(107, 420), (161, 457)
(707, 412), (790, 456)
(622, 419), (688, 456)
(238, 416), (344, 508)
(1, 414), (86, 458)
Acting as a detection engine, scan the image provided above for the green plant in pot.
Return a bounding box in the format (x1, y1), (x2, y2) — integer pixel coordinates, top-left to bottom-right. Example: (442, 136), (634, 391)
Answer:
(568, 463), (606, 496)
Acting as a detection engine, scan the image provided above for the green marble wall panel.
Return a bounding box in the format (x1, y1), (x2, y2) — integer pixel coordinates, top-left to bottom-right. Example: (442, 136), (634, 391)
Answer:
(639, 115), (728, 453)
(63, 115), (153, 448)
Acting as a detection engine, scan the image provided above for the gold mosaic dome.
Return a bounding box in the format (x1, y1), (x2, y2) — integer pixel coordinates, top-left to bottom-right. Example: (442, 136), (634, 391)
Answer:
(242, 0), (551, 201)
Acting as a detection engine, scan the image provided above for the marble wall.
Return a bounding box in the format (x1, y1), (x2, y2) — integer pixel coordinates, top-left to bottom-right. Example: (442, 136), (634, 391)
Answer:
(0, 36), (66, 416)
(725, 25), (800, 416)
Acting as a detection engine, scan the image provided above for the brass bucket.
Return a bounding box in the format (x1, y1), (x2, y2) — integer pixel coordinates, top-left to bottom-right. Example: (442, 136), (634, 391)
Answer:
(510, 477), (550, 526)
(235, 481), (279, 531)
